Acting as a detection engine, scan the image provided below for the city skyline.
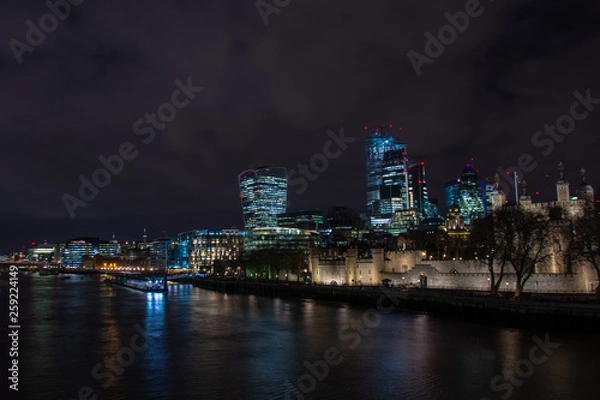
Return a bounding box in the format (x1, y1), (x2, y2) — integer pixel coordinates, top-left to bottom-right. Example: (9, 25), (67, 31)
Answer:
(1, 1), (599, 253)
(1, 140), (597, 254)
(6, 154), (596, 253)
(3, 3), (600, 400)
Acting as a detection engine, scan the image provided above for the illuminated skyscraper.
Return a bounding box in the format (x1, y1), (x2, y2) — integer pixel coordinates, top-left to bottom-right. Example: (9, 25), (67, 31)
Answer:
(445, 165), (485, 225)
(410, 162), (430, 219)
(239, 166), (288, 230)
(444, 179), (461, 210)
(365, 128), (410, 220)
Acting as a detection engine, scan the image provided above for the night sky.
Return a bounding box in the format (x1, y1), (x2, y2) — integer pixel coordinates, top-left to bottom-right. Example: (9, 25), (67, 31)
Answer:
(1, 0), (599, 252)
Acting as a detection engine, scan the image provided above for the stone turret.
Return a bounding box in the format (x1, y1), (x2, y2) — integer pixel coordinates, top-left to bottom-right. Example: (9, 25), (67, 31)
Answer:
(576, 167), (594, 203)
(519, 179), (532, 206)
(556, 162), (570, 203)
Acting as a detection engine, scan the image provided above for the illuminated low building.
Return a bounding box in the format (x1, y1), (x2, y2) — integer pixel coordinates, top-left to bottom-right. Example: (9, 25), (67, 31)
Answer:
(177, 229), (244, 273)
(244, 227), (320, 280)
(27, 243), (59, 262)
(389, 209), (420, 234)
(62, 238), (100, 268)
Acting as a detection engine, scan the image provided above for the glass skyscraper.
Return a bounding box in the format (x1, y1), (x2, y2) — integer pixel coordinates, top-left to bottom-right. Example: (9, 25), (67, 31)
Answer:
(444, 179), (461, 210)
(410, 162), (430, 219)
(445, 165), (485, 225)
(239, 166), (288, 230)
(365, 129), (410, 219)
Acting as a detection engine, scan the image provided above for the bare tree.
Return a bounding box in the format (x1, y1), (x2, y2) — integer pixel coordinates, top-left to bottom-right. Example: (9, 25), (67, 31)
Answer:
(500, 206), (555, 298)
(469, 214), (507, 295)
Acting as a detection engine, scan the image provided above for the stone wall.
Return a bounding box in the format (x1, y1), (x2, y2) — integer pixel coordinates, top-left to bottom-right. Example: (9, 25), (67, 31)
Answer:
(311, 249), (598, 294)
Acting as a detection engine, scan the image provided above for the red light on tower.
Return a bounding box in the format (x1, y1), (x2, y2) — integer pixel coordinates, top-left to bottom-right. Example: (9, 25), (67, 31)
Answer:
(364, 126), (368, 130)
(418, 179), (422, 185)
(389, 124), (393, 128)
(535, 191), (540, 196)
(420, 161), (425, 166)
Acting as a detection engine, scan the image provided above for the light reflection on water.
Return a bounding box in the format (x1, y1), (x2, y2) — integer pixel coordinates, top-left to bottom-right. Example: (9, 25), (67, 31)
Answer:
(3, 275), (598, 400)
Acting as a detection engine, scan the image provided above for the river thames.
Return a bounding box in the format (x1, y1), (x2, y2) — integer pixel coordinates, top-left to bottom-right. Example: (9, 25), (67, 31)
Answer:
(2, 274), (598, 400)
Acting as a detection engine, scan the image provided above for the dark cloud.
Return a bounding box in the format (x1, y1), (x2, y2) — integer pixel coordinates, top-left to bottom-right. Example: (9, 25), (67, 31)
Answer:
(1, 0), (600, 251)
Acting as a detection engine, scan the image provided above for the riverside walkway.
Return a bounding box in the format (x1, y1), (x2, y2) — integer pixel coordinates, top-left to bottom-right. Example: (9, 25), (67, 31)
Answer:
(191, 278), (600, 329)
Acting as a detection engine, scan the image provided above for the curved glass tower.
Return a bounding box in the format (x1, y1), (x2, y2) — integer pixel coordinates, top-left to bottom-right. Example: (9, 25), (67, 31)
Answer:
(239, 166), (288, 230)
(452, 164), (485, 225)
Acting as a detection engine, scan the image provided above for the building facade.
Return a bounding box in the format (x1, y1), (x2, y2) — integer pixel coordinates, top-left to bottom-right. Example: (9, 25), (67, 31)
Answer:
(445, 165), (485, 225)
(365, 128), (411, 222)
(239, 166), (288, 230)
(177, 229), (244, 273)
(62, 238), (100, 267)
(410, 162), (430, 219)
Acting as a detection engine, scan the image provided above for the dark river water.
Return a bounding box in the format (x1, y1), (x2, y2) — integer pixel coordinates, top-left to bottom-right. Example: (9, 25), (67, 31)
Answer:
(1, 274), (598, 400)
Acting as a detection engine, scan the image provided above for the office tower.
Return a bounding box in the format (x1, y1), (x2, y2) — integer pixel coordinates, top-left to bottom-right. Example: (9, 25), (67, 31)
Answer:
(411, 162), (430, 219)
(62, 238), (100, 267)
(99, 235), (120, 257)
(444, 179), (461, 210)
(427, 198), (442, 219)
(177, 229), (244, 273)
(445, 165), (485, 225)
(365, 128), (410, 220)
(239, 166), (288, 230)
(277, 209), (324, 231)
(150, 237), (178, 270)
